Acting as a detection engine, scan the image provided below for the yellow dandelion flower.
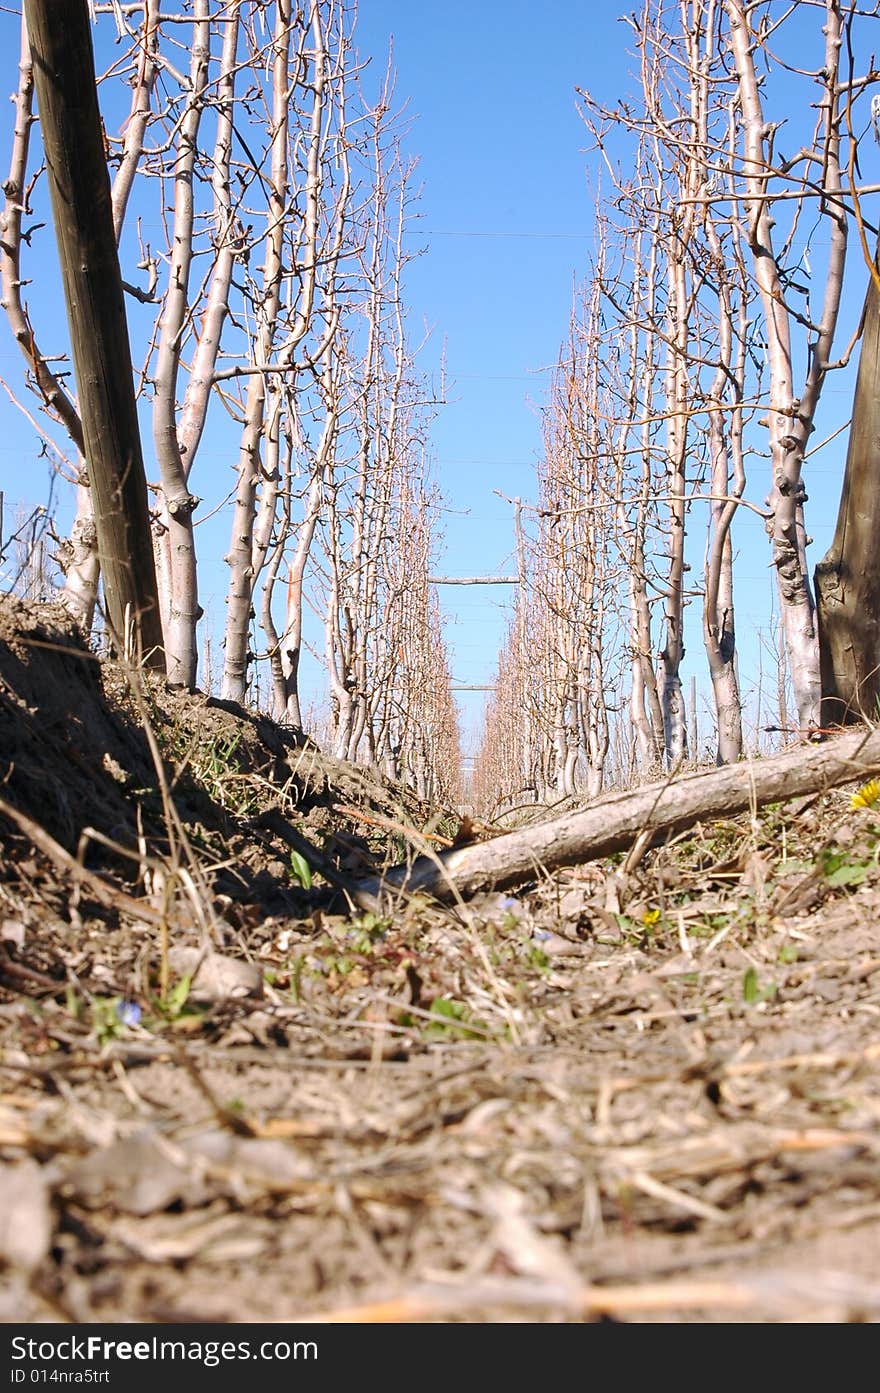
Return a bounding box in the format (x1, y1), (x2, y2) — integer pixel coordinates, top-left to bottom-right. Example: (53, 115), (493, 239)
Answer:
(851, 777), (880, 811)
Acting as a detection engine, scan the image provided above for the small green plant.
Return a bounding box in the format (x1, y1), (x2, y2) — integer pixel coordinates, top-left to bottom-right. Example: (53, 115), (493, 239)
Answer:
(288, 955), (306, 1002)
(90, 996), (139, 1046)
(160, 722), (258, 815)
(288, 849), (313, 890)
(689, 913), (728, 940)
(819, 847), (870, 888)
(525, 944), (551, 972)
(614, 910), (668, 947)
(145, 973), (201, 1029)
(350, 911), (390, 938)
(423, 996), (485, 1040)
(142, 975), (207, 1041)
(323, 953), (354, 978)
(775, 857), (813, 875)
(160, 973), (193, 1019)
(742, 966), (777, 1005)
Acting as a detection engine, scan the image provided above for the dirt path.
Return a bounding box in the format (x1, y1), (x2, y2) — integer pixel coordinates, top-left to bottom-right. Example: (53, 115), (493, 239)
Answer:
(1, 599), (879, 1322)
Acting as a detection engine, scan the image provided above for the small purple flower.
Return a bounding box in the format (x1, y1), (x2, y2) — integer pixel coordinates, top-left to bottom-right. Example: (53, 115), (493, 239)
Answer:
(116, 1000), (142, 1027)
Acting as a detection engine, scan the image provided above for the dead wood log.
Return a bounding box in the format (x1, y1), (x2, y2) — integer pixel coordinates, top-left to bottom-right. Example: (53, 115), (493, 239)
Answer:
(355, 726), (880, 904)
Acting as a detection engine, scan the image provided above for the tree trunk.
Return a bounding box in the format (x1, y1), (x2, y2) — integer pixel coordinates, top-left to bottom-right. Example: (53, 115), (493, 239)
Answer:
(815, 265), (880, 725)
(56, 480), (99, 631)
(724, 0), (846, 733)
(150, 1), (209, 687)
(24, 0), (163, 668)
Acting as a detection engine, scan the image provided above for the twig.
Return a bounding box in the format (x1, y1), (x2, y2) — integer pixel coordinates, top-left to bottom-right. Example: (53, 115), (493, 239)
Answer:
(330, 802), (455, 847)
(171, 1043), (258, 1138)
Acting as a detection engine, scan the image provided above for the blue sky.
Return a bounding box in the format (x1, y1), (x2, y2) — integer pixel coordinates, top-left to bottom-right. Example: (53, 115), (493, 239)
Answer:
(349, 2), (636, 751)
(0, 2), (872, 758)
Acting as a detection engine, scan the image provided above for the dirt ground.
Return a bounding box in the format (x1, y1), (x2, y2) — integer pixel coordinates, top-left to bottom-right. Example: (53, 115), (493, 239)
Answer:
(1, 596), (879, 1324)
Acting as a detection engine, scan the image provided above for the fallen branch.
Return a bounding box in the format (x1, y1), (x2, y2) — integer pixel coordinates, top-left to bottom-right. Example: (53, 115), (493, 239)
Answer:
(354, 726), (880, 903)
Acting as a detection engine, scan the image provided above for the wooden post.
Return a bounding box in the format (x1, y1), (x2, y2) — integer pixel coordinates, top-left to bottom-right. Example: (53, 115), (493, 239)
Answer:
(688, 673), (698, 760)
(24, 0), (164, 669)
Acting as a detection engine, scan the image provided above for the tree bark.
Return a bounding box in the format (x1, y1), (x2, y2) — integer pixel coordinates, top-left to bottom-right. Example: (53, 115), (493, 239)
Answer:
(815, 264), (880, 725)
(356, 725), (880, 903)
(150, 0), (210, 687)
(724, 0), (846, 732)
(24, 0), (163, 667)
(55, 480), (99, 630)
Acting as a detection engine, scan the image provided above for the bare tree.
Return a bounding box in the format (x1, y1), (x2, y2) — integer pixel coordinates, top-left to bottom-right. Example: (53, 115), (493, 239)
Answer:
(532, 282), (615, 797)
(319, 96), (439, 764)
(221, 0), (351, 705)
(573, 0), (876, 763)
(724, 0), (849, 731)
(2, 1), (240, 657)
(375, 476), (462, 803)
(149, 2), (246, 686)
(601, 187), (667, 774)
(472, 279), (622, 810)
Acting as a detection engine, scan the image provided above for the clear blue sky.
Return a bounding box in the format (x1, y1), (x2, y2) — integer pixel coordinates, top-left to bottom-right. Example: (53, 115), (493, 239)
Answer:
(350, 2), (639, 753)
(0, 2), (871, 758)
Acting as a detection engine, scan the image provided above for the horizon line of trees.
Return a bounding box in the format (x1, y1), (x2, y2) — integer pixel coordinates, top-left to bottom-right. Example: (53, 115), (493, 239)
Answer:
(472, 0), (880, 817)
